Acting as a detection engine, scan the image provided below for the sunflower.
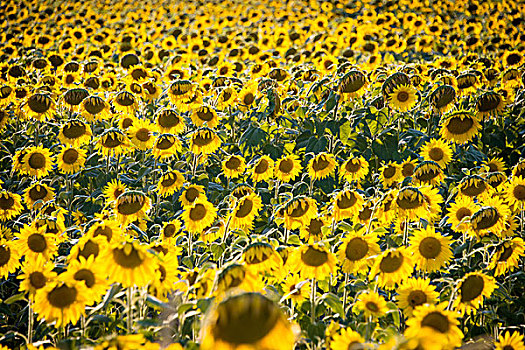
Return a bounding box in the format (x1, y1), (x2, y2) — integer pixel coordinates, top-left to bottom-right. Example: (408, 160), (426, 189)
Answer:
(230, 192), (263, 231)
(330, 327), (366, 350)
(168, 80), (196, 105)
(237, 83), (258, 111)
(62, 88), (90, 111)
(332, 189), (364, 221)
(505, 176), (525, 211)
(200, 292), (295, 350)
(182, 199), (217, 234)
(68, 235), (107, 262)
(21, 146), (54, 178)
(274, 154), (302, 183)
(389, 84), (418, 111)
(413, 161), (445, 186)
(495, 331), (525, 350)
(446, 196), (475, 235)
(16, 223), (58, 262)
(251, 155), (274, 183)
(86, 219), (122, 244)
(155, 108), (185, 134)
(57, 146), (87, 174)
(95, 129), (130, 157)
(179, 184), (206, 207)
(458, 174), (491, 199)
(0, 190), (23, 221)
(353, 291), (388, 320)
(33, 278), (89, 327)
(18, 257), (57, 299)
(114, 191), (152, 226)
(0, 239), (21, 279)
(394, 186), (432, 221)
(299, 215), (329, 242)
(112, 90), (139, 116)
(214, 263), (264, 298)
(513, 161), (525, 179)
(440, 110), (481, 144)
(307, 152), (337, 180)
(63, 255), (109, 305)
(127, 118), (157, 150)
(222, 155), (246, 179)
(190, 128), (221, 155)
(288, 243), (337, 280)
(396, 278), (439, 317)
(157, 169), (185, 198)
(420, 138), (452, 168)
(191, 104), (221, 128)
(369, 247), (414, 290)
(337, 228), (381, 275)
(241, 242), (283, 275)
(283, 196), (318, 230)
(340, 156), (369, 183)
(379, 161), (402, 187)
(409, 226), (453, 273)
(23, 92), (56, 120)
(103, 179), (127, 203)
(489, 237), (525, 276)
(150, 252), (181, 300)
(103, 239), (158, 287)
(338, 69), (368, 99)
(282, 274), (311, 304)
(404, 303), (463, 349)
(24, 182), (55, 209)
(453, 271), (497, 315)
(487, 172), (507, 191)
(470, 196), (510, 238)
(456, 73), (479, 96)
(152, 133), (182, 159)
(476, 91), (505, 118)
(400, 157), (418, 179)
(81, 95), (110, 121)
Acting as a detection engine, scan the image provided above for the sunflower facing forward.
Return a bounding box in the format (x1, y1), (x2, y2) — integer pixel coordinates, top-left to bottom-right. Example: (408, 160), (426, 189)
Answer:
(388, 84), (418, 111)
(275, 154), (302, 183)
(396, 277), (439, 317)
(408, 226), (453, 273)
(369, 247), (413, 290)
(337, 228), (380, 275)
(0, 190), (23, 221)
(453, 271), (497, 315)
(229, 192), (263, 232)
(21, 146), (54, 178)
(353, 290), (388, 320)
(182, 199), (217, 234)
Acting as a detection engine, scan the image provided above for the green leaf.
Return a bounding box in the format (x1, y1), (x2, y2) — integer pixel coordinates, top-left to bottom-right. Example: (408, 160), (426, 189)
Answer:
(4, 293), (25, 304)
(322, 293), (345, 318)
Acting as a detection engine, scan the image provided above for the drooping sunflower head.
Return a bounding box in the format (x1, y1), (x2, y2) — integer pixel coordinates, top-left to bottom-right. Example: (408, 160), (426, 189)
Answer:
(251, 155), (274, 183)
(58, 119), (92, 146)
(112, 90), (138, 115)
(440, 110), (481, 144)
(24, 92), (55, 120)
(191, 104), (220, 128)
(0, 190), (23, 221)
(190, 128), (221, 155)
(114, 190), (151, 225)
(458, 174), (490, 199)
(476, 91), (505, 118)
(429, 84), (456, 113)
(81, 95), (110, 121)
(200, 293), (295, 350)
(157, 169), (185, 198)
(283, 196), (318, 230)
(338, 69), (368, 98)
(230, 192), (263, 232)
(152, 133), (182, 160)
(340, 156), (369, 183)
(155, 108), (185, 134)
(456, 72), (479, 96)
(242, 242), (283, 274)
(62, 87), (89, 110)
(332, 189), (364, 221)
(470, 198), (510, 238)
(307, 152), (336, 180)
(96, 128), (130, 156)
(413, 160), (444, 186)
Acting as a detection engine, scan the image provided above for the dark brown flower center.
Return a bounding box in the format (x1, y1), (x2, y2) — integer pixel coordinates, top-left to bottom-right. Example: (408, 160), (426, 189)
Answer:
(472, 207), (499, 230)
(225, 156), (241, 170)
(28, 94), (52, 114)
(513, 185), (525, 200)
(366, 301), (379, 312)
(47, 284), (78, 308)
(115, 92), (135, 106)
(337, 192), (357, 209)
(446, 116), (474, 135)
(161, 175), (177, 187)
(397, 91), (409, 102)
(236, 199), (254, 218)
(460, 275), (484, 302)
(289, 201), (310, 217)
(379, 252), (403, 273)
(189, 203), (207, 221)
(135, 128), (150, 142)
(345, 237), (369, 261)
(0, 245), (11, 267)
(164, 223), (176, 238)
(278, 158), (294, 173)
(418, 237), (441, 259)
(408, 290), (427, 307)
(78, 240), (100, 260)
(29, 271), (47, 289)
(312, 156), (330, 172)
(255, 159), (269, 174)
(193, 132), (214, 146)
(74, 269), (96, 288)
(345, 159), (362, 173)
(243, 93), (254, 105)
(196, 107), (215, 122)
(301, 246), (328, 267)
(29, 185), (48, 201)
(213, 294), (279, 345)
(429, 147), (444, 161)
(421, 311), (450, 333)
(113, 245), (144, 268)
(0, 194), (14, 210)
(383, 166), (396, 179)
(498, 246), (513, 262)
(63, 149), (79, 164)
(402, 163), (415, 177)
(185, 187), (200, 202)
(29, 153), (46, 169)
(62, 123), (87, 139)
(94, 225), (113, 241)
(102, 134), (123, 148)
(28, 233), (47, 253)
(158, 110), (180, 128)
(117, 197), (145, 215)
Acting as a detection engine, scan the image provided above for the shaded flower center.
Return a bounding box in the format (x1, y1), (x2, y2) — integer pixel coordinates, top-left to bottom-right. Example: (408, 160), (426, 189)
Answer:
(74, 268), (96, 288)
(421, 311), (450, 333)
(402, 163), (415, 177)
(117, 197), (145, 215)
(312, 156), (330, 171)
(0, 195), (14, 210)
(94, 225), (113, 241)
(113, 245), (143, 268)
(446, 116), (474, 135)
(498, 246), (513, 262)
(236, 199), (253, 218)
(28, 233), (47, 252)
(28, 94), (52, 113)
(383, 166), (396, 179)
(135, 128), (150, 142)
(158, 111), (180, 128)
(455, 207), (471, 221)
(408, 290), (427, 307)
(301, 246), (328, 267)
(397, 91), (409, 102)
(78, 240), (100, 260)
(29, 153), (46, 169)
(379, 252), (403, 273)
(345, 237), (369, 261)
(345, 159), (362, 173)
(63, 149), (79, 164)
(279, 158), (294, 173)
(189, 203), (207, 221)
(337, 192), (357, 209)
(47, 284), (78, 308)
(419, 237), (441, 259)
(366, 301), (379, 312)
(429, 147), (444, 161)
(29, 185), (48, 201)
(29, 271), (47, 289)
(164, 223), (176, 238)
(460, 275), (484, 302)
(255, 159), (269, 174)
(513, 185), (525, 200)
(225, 157), (241, 170)
(63, 123), (87, 139)
(0, 245), (11, 267)
(193, 132), (214, 147)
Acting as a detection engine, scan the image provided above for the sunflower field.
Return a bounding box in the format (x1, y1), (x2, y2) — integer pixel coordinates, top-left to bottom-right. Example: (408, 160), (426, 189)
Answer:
(1, 0), (525, 349)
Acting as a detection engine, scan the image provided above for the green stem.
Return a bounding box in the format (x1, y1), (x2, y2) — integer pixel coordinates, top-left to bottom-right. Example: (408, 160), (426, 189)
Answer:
(27, 299), (33, 345)
(127, 286), (133, 333)
(310, 278), (316, 324)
